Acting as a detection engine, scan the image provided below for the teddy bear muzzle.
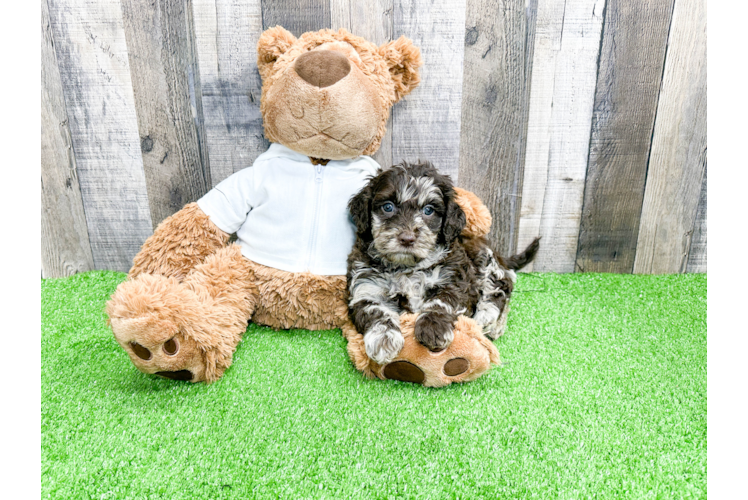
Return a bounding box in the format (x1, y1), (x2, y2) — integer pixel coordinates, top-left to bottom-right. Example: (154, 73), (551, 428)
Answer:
(262, 49), (383, 160)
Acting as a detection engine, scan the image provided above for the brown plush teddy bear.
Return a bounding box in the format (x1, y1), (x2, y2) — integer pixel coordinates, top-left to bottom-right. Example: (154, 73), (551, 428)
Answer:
(106, 26), (498, 386)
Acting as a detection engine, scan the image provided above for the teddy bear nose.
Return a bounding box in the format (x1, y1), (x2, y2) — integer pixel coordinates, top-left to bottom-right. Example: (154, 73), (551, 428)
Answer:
(294, 50), (351, 88)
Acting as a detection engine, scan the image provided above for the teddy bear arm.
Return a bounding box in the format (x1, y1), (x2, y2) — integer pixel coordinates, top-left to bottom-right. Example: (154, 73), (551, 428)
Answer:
(129, 203), (230, 281)
(453, 187), (492, 239)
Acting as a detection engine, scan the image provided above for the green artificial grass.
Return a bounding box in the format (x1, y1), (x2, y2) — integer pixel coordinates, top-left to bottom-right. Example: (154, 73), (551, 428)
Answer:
(42, 271), (706, 499)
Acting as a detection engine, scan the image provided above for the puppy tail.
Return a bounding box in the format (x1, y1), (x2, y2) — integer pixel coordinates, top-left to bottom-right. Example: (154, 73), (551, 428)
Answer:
(503, 237), (541, 270)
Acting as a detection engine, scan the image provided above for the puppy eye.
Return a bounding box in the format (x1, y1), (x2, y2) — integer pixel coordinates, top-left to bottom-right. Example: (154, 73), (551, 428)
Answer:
(382, 202), (395, 213)
(423, 205), (435, 216)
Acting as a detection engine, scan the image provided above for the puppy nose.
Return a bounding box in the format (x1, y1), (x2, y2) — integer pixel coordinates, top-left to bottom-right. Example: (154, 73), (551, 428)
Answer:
(294, 50), (351, 88)
(398, 231), (417, 247)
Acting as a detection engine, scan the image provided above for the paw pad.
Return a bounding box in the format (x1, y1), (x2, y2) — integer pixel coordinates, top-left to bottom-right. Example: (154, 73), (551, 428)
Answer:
(383, 357), (471, 384)
(130, 342), (151, 360)
(163, 338), (179, 355)
(155, 370), (193, 381)
(383, 361), (425, 383)
(443, 357), (469, 376)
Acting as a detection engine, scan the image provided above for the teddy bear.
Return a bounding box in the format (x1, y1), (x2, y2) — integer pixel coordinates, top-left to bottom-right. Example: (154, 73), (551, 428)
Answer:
(106, 26), (500, 386)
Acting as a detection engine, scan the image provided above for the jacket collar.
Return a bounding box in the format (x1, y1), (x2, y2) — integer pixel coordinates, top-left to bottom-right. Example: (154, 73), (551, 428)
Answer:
(266, 143), (369, 168)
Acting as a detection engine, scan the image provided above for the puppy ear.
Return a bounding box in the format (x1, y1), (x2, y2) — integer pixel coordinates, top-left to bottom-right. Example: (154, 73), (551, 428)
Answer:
(348, 184), (373, 236)
(257, 26), (297, 81)
(441, 194), (467, 244)
(378, 36), (423, 103)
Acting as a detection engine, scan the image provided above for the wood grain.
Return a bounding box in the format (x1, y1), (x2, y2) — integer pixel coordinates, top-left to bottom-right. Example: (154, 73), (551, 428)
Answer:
(391, 0), (467, 182)
(47, 0), (153, 272)
(575, 0), (675, 273)
(686, 165), (707, 273)
(457, 0), (536, 256)
(511, 0), (539, 256)
(330, 0), (394, 168)
(634, 0), (707, 274)
(516, 0), (606, 272)
(41, 0), (94, 278)
(121, 0), (212, 227)
(261, 0), (330, 37)
(193, 0), (268, 185)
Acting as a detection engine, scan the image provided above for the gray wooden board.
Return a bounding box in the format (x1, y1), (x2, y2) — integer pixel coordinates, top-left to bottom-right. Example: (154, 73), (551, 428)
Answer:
(458, 0), (533, 256)
(391, 0), (467, 182)
(193, 0), (268, 185)
(510, 0), (538, 255)
(41, 0), (94, 278)
(634, 0), (707, 274)
(330, 0), (394, 169)
(516, 0), (606, 272)
(261, 0), (330, 37)
(121, 0), (212, 227)
(575, 0), (675, 273)
(47, 0), (154, 272)
(686, 164), (706, 273)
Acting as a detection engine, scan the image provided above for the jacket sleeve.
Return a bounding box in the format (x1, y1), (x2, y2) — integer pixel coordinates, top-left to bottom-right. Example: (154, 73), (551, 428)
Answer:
(197, 166), (257, 234)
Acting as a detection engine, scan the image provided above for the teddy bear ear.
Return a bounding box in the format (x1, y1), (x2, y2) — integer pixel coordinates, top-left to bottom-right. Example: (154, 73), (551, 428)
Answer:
(378, 36), (424, 103)
(257, 26), (297, 81)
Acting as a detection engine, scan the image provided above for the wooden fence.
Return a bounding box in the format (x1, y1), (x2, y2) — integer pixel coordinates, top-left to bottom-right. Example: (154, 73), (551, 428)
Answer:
(41, 0), (707, 277)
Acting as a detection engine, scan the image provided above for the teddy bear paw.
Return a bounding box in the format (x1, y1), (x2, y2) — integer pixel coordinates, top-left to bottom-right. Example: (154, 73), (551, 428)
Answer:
(378, 314), (499, 387)
(107, 274), (210, 383)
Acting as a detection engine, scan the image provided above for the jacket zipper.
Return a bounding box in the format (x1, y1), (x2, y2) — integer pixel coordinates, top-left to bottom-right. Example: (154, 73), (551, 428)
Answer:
(305, 163), (325, 270)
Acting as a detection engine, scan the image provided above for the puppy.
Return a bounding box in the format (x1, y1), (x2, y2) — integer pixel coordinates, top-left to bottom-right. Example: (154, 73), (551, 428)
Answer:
(346, 161), (539, 365)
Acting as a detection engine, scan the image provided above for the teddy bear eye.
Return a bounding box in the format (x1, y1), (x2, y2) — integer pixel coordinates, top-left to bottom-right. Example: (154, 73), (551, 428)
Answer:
(423, 205), (435, 216)
(382, 202), (395, 213)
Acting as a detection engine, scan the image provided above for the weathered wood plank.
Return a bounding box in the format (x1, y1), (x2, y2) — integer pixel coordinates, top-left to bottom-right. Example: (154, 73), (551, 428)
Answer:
(511, 0), (538, 255)
(261, 0), (330, 37)
(516, 0), (606, 272)
(41, 0), (94, 278)
(193, 0), (267, 185)
(121, 0), (212, 227)
(47, 0), (153, 271)
(391, 0), (467, 182)
(633, 0), (707, 274)
(329, 1), (392, 51)
(575, 0), (674, 273)
(686, 165), (707, 273)
(457, 0), (536, 256)
(330, 0), (394, 168)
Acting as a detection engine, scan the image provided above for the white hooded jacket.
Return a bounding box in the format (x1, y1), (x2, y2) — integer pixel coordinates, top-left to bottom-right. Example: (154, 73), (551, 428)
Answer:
(197, 143), (380, 275)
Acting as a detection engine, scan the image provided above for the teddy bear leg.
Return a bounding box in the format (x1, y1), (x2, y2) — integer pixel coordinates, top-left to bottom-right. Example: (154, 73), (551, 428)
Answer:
(108, 244), (258, 383)
(248, 263), (349, 331)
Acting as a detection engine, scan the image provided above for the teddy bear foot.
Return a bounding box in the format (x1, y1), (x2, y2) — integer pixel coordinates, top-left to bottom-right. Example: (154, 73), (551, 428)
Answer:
(106, 274), (225, 383)
(107, 274), (210, 382)
(344, 314), (501, 387)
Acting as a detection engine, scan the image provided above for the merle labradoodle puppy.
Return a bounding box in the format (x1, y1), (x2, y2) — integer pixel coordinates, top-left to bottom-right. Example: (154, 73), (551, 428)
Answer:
(346, 161), (540, 365)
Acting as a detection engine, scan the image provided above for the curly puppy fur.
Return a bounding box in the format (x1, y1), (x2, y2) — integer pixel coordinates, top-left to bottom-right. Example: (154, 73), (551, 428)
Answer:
(347, 162), (540, 365)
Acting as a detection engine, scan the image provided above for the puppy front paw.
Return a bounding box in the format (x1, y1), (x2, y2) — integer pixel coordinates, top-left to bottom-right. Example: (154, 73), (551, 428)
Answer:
(415, 311), (455, 352)
(364, 323), (405, 365)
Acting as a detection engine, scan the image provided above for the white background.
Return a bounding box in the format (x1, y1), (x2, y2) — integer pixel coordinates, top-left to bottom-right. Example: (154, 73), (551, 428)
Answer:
(707, 0), (748, 499)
